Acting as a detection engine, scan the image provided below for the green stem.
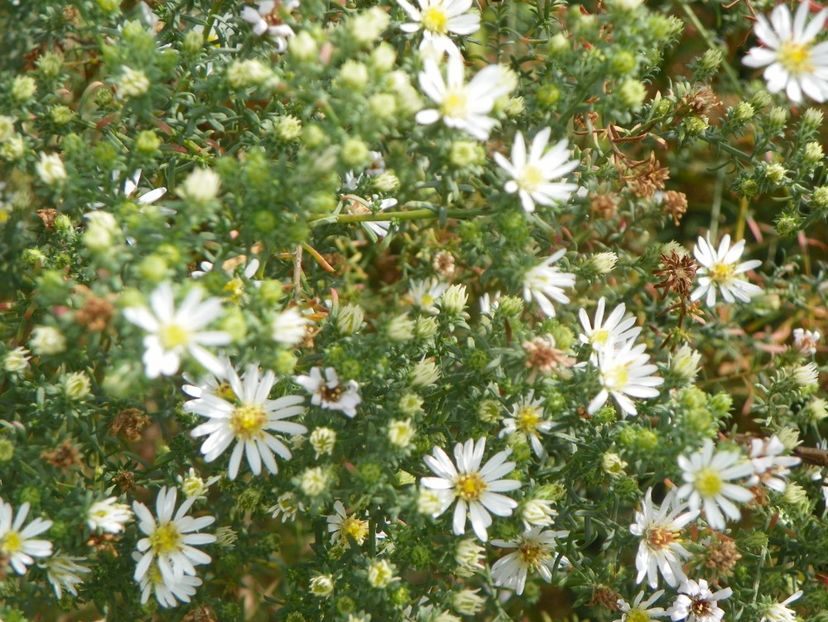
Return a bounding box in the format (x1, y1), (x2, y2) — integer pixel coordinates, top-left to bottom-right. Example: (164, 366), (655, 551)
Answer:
(679, 3), (742, 93)
(309, 207), (487, 226)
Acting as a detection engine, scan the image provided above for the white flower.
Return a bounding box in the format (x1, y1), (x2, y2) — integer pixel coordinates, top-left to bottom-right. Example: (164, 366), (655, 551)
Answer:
(588, 340), (663, 417)
(132, 486), (216, 584)
(522, 250), (576, 317)
(667, 579), (732, 622)
(123, 282), (231, 378)
(309, 573), (335, 597)
(691, 234), (762, 307)
(578, 297), (641, 355)
(241, 1), (296, 52)
(670, 344), (702, 383)
(749, 436), (801, 492)
(310, 427), (337, 458)
(136, 555), (203, 608)
(36, 153), (66, 185)
(44, 553), (90, 599)
(272, 307), (310, 346)
(742, 1), (828, 103)
(521, 498), (557, 528)
(793, 327), (820, 355)
(30, 325), (66, 355)
(3, 346), (30, 373)
(614, 590), (668, 622)
(192, 256), (261, 283)
(185, 359), (306, 480)
(479, 291), (501, 316)
(388, 418), (416, 448)
(295, 366), (361, 418)
(677, 439), (754, 531)
(176, 468), (221, 501)
(491, 526), (569, 595)
(419, 437), (521, 541)
(177, 168), (221, 203)
(793, 361), (819, 387)
(326, 500), (369, 546)
(760, 591), (802, 622)
(87, 497), (133, 533)
(396, 0), (480, 58)
(629, 488), (698, 588)
(416, 54), (515, 140)
(499, 392), (556, 459)
(300, 466), (331, 496)
(410, 278), (448, 314)
(268, 491), (304, 523)
(494, 129), (578, 213)
(367, 559), (398, 588)
(0, 499), (53, 575)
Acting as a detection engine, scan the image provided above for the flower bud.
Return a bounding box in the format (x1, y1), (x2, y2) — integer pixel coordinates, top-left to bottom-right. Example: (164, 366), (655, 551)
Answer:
(117, 67), (150, 98)
(409, 358), (440, 387)
(63, 371), (91, 400)
(12, 76), (36, 102)
(36, 153), (67, 185)
(440, 284), (468, 315)
(300, 467), (330, 497)
(4, 347), (30, 373)
(177, 167), (221, 203)
(591, 252), (617, 274)
(310, 427), (336, 458)
(387, 419), (415, 448)
(336, 303), (364, 335)
(30, 326), (66, 355)
(670, 344), (701, 383)
(367, 559), (396, 588)
(309, 574), (334, 597)
(387, 314), (415, 341)
(452, 589), (485, 616)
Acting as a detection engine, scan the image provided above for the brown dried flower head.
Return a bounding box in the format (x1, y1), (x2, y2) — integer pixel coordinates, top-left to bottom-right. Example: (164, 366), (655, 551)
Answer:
(654, 250), (698, 299)
(590, 585), (622, 611)
(682, 86), (722, 117)
(432, 251), (457, 280)
(626, 153), (670, 198)
(523, 335), (575, 374)
(110, 408), (151, 442)
(590, 193), (618, 220)
(75, 291), (115, 332)
(663, 190), (688, 225)
(41, 440), (81, 469)
(703, 532), (742, 578)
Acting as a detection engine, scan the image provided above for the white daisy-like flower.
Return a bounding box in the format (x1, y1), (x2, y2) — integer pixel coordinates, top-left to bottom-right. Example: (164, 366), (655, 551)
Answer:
(667, 579), (732, 622)
(132, 486), (216, 584)
(123, 169), (168, 206)
(676, 439), (754, 531)
(742, 1), (828, 103)
(396, 0), (480, 58)
(272, 307), (310, 346)
(241, 1), (297, 52)
(491, 526), (570, 595)
(760, 590), (802, 622)
(409, 278), (448, 315)
(44, 553), (91, 599)
(135, 553), (203, 609)
(494, 129), (579, 213)
(498, 392), (556, 459)
(416, 54), (515, 140)
(522, 250), (576, 317)
(578, 297), (641, 355)
(587, 339), (663, 417)
(295, 366), (361, 418)
(360, 197), (398, 239)
(87, 497), (133, 533)
(629, 488), (698, 589)
(793, 327), (821, 355)
(691, 234), (762, 308)
(419, 437), (521, 541)
(479, 291), (501, 316)
(0, 499), (53, 575)
(268, 491), (304, 523)
(192, 256), (261, 284)
(123, 282), (231, 379)
(185, 359), (307, 480)
(176, 468), (222, 501)
(326, 500), (369, 546)
(614, 590), (668, 622)
(748, 435), (801, 493)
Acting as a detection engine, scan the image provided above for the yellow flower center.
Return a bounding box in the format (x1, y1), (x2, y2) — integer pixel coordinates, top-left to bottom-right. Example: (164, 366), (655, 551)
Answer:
(215, 382), (236, 402)
(695, 467), (723, 497)
(421, 293), (435, 306)
(340, 516), (369, 544)
(441, 89), (468, 118)
(645, 525), (678, 549)
(224, 277), (245, 299)
(518, 541), (547, 570)
(422, 6), (449, 33)
(1, 531), (22, 553)
(149, 522), (181, 554)
(626, 610), (652, 622)
(605, 364), (630, 390)
(709, 262), (735, 284)
(455, 472), (487, 501)
(518, 164), (545, 192)
(229, 404), (267, 440)
(516, 405), (541, 434)
(592, 328), (610, 345)
(159, 323), (190, 349)
(778, 41), (812, 74)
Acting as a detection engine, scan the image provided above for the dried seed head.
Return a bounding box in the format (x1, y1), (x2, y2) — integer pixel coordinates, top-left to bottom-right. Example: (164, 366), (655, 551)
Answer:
(654, 251), (698, 299)
(663, 190), (688, 225)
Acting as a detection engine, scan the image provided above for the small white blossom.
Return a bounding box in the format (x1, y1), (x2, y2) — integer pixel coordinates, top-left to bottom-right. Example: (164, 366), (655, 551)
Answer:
(123, 283), (231, 378)
(523, 250), (576, 317)
(742, 1), (828, 103)
(691, 234), (762, 307)
(588, 340), (663, 417)
(396, 0), (480, 58)
(614, 590), (668, 622)
(309, 573), (334, 597)
(44, 553), (91, 599)
(670, 344), (702, 383)
(177, 168), (221, 203)
(326, 501), (369, 546)
(367, 559), (397, 588)
(491, 526), (569, 595)
(793, 361), (819, 387)
(88, 497), (133, 533)
(241, 1), (296, 52)
(416, 54), (515, 140)
(760, 591), (802, 622)
(176, 468), (221, 501)
(677, 439), (754, 531)
(494, 128), (578, 213)
(271, 307), (310, 346)
(310, 427), (337, 458)
(420, 437), (521, 541)
(295, 367), (361, 418)
(499, 392), (556, 458)
(0, 499), (53, 575)
(136, 555), (203, 608)
(410, 278), (448, 314)
(30, 326), (66, 356)
(36, 153), (67, 185)
(668, 579), (732, 622)
(268, 492), (304, 523)
(521, 498), (557, 528)
(3, 347), (30, 373)
(578, 297), (641, 355)
(749, 435), (801, 492)
(793, 327), (820, 355)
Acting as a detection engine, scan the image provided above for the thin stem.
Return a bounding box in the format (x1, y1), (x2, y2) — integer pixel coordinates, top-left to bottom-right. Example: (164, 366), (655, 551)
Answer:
(679, 3), (742, 92)
(308, 207), (488, 226)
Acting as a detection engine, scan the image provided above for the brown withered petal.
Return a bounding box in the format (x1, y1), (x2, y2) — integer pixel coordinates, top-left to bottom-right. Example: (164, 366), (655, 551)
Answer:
(41, 440), (81, 469)
(663, 190), (688, 225)
(626, 153), (670, 198)
(110, 408), (151, 442)
(654, 251), (698, 299)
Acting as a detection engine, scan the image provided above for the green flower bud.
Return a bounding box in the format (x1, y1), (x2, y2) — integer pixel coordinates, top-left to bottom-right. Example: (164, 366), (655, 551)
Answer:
(36, 51), (64, 77)
(12, 76), (37, 102)
(813, 186), (828, 209)
(610, 51), (636, 75)
(733, 101), (755, 122)
(339, 61), (369, 90)
(547, 33), (569, 54)
(0, 439), (14, 462)
(136, 130), (161, 155)
(478, 398), (501, 424)
(618, 78), (646, 110)
(183, 29), (203, 54)
(137, 254), (169, 282)
(340, 138), (370, 168)
(368, 93), (397, 120)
